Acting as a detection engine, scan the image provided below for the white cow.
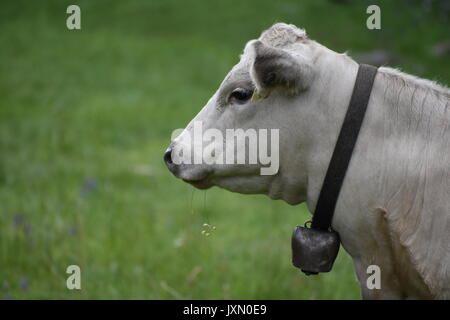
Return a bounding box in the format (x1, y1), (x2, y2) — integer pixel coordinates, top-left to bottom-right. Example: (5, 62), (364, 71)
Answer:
(165, 23), (450, 299)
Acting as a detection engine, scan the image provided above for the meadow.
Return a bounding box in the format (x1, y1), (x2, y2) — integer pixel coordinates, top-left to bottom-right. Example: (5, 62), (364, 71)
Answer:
(0, 0), (448, 299)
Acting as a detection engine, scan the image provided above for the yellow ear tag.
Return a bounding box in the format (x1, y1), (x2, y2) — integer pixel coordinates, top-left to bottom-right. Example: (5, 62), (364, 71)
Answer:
(251, 90), (268, 102)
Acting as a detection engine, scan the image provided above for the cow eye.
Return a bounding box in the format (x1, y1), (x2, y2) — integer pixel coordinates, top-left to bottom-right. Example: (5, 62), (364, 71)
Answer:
(229, 88), (254, 104)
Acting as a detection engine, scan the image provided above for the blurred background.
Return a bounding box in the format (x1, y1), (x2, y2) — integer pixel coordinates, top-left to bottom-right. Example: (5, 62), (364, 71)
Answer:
(0, 0), (448, 299)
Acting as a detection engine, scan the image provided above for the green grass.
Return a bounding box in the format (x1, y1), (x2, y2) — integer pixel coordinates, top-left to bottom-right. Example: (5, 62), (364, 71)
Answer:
(0, 0), (448, 299)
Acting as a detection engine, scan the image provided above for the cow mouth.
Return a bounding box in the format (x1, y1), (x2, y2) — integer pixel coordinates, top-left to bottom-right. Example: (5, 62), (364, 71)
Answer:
(182, 178), (213, 190)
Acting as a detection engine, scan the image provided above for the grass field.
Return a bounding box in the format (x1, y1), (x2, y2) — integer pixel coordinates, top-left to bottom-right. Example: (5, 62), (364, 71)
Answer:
(0, 0), (448, 299)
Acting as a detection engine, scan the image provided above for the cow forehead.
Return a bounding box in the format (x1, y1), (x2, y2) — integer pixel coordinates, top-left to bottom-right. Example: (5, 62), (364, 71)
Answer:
(223, 62), (251, 86)
(214, 63), (253, 109)
(217, 57), (253, 96)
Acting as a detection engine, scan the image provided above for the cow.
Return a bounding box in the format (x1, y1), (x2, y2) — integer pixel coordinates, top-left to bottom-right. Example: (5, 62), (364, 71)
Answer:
(164, 23), (450, 299)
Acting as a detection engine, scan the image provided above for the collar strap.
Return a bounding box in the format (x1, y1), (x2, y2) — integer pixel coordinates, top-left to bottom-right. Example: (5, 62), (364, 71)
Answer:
(311, 64), (378, 231)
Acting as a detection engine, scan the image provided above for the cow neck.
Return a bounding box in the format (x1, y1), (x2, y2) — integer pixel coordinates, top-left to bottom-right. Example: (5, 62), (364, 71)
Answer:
(311, 64), (378, 231)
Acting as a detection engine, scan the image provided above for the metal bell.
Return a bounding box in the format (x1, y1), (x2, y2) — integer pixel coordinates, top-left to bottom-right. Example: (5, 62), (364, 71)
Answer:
(291, 225), (340, 275)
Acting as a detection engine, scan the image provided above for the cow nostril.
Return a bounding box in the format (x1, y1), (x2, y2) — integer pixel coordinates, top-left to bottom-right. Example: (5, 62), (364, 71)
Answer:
(164, 147), (173, 165)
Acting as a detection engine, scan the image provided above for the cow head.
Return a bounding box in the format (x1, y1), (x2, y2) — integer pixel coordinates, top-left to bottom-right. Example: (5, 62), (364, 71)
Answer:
(164, 23), (335, 205)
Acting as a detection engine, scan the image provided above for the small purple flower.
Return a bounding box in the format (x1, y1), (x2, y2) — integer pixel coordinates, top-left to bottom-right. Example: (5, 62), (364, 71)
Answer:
(3, 281), (10, 291)
(13, 214), (32, 235)
(3, 294), (13, 300)
(84, 178), (97, 190)
(14, 213), (24, 227)
(80, 177), (97, 196)
(23, 222), (32, 235)
(19, 277), (28, 292)
(68, 225), (77, 237)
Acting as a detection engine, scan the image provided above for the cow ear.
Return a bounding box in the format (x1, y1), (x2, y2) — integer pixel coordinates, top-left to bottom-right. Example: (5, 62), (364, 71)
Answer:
(248, 40), (315, 101)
